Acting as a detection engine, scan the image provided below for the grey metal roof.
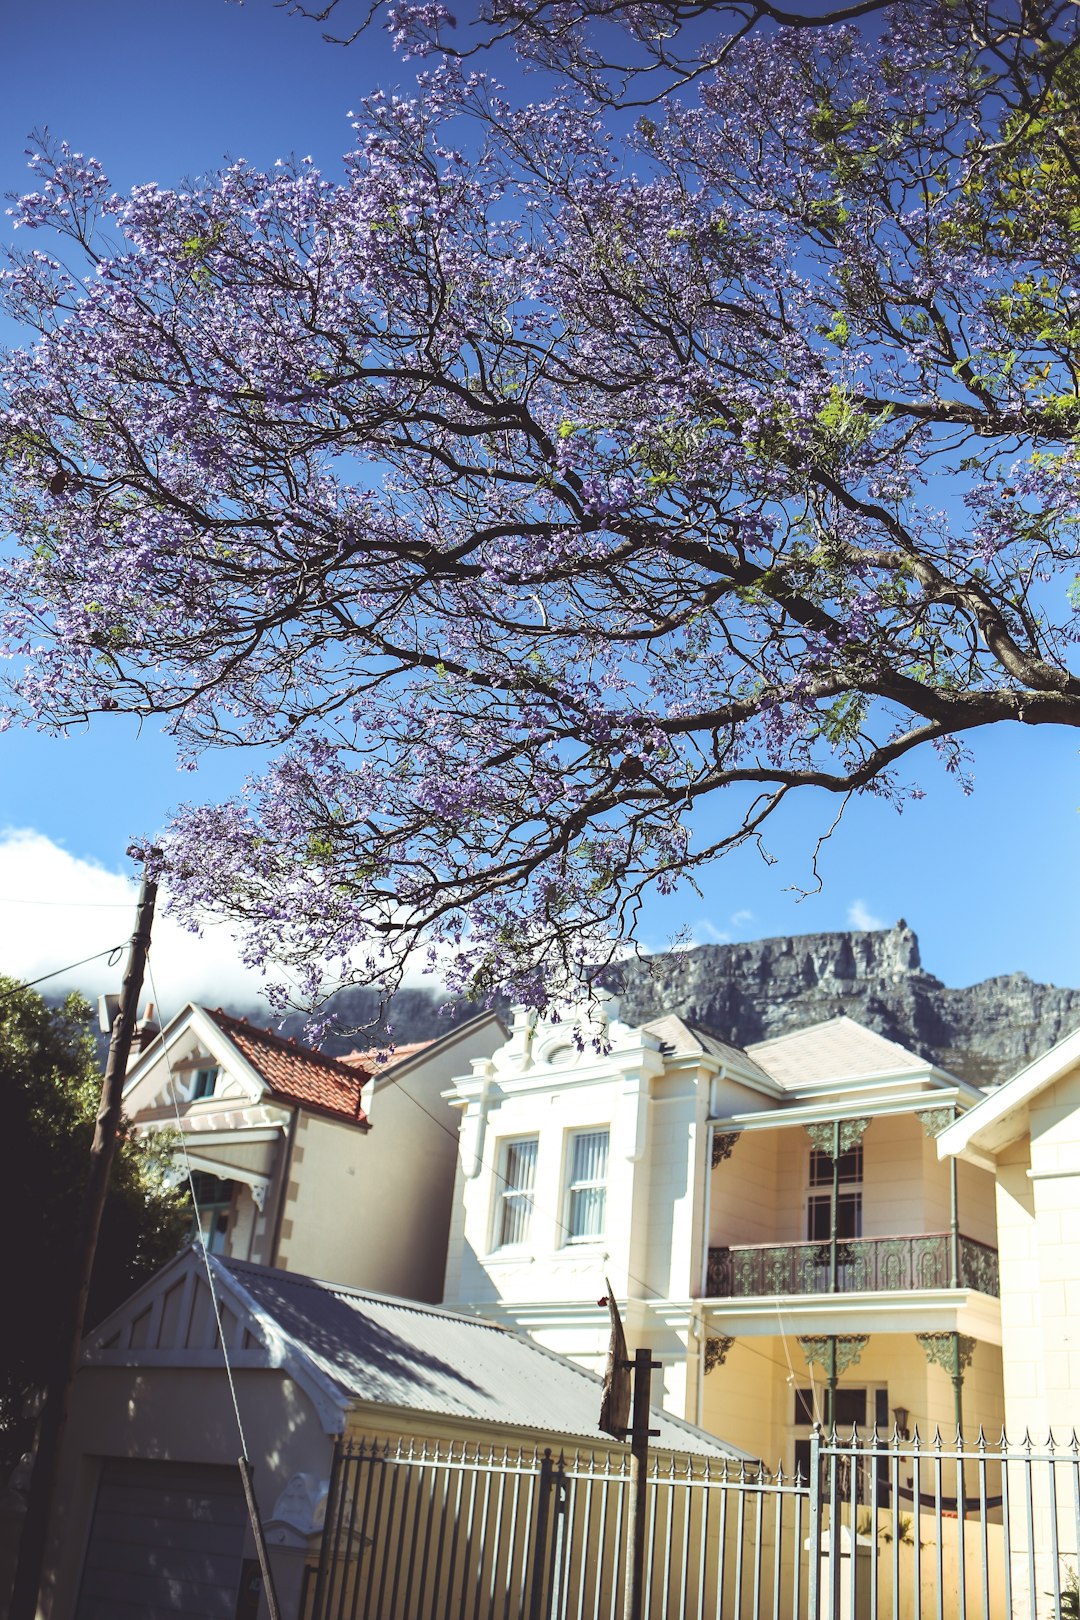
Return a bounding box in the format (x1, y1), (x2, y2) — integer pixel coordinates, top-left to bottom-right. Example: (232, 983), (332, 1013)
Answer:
(220, 1258), (743, 1459)
(641, 1014), (776, 1085)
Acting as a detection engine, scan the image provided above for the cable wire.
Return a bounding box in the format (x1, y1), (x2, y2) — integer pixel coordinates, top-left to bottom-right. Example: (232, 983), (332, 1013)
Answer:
(144, 951), (252, 1462)
(0, 943), (126, 1003)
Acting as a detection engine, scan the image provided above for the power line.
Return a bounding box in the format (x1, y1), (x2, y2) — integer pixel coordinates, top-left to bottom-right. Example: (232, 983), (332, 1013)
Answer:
(0, 943), (127, 1003)
(0, 895), (135, 908)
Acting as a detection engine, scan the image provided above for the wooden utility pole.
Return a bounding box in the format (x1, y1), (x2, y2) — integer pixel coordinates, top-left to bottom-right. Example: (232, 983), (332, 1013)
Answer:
(10, 875), (157, 1620)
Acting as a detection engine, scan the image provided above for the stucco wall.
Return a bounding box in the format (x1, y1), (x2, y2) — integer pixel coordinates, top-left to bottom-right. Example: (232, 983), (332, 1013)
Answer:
(445, 1060), (646, 1313)
(274, 1112), (371, 1286)
(1028, 1068), (1080, 1435)
(44, 1364), (332, 1620)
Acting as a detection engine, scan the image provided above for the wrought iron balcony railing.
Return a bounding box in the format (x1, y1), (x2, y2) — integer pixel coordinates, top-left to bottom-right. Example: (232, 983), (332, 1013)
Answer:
(705, 1233), (999, 1299)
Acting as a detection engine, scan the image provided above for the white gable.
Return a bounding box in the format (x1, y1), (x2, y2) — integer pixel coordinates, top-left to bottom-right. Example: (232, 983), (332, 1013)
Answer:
(123, 1004), (271, 1115)
(81, 1246), (347, 1433)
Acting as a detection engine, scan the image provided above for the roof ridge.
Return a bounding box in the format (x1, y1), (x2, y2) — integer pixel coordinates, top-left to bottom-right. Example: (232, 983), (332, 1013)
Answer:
(207, 1006), (371, 1081)
(221, 1257), (514, 1330)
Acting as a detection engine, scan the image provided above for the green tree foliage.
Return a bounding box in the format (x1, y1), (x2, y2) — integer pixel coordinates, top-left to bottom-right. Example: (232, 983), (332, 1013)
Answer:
(0, 981), (186, 1479)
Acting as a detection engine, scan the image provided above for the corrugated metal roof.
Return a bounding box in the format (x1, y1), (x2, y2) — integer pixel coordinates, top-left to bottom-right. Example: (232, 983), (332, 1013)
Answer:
(221, 1259), (742, 1458)
(746, 1015), (930, 1089)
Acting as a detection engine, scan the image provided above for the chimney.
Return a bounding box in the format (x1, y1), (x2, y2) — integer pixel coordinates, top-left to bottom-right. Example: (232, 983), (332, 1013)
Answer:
(131, 1001), (161, 1058)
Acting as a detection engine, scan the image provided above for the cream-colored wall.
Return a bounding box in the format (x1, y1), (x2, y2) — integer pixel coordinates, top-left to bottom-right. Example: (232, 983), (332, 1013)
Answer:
(44, 1364), (331, 1620)
(347, 1025), (504, 1301)
(1028, 1069), (1080, 1436)
(700, 1333), (1004, 1475)
(865, 1116), (935, 1236)
(711, 1129), (781, 1246)
(444, 1064), (649, 1314)
(273, 1111), (370, 1285)
(993, 1138), (1044, 1438)
(990, 1067), (1080, 1442)
(708, 1115), (997, 1252)
(635, 1075), (703, 1300)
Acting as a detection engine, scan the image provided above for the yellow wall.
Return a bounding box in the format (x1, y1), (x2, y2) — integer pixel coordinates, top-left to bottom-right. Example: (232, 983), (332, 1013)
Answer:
(709, 1113), (997, 1252)
(700, 1333), (1005, 1476)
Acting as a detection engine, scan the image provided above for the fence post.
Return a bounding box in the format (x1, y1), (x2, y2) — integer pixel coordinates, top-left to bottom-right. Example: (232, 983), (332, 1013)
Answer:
(309, 1437), (346, 1620)
(624, 1347), (661, 1620)
(527, 1450), (555, 1620)
(545, 1455), (568, 1620)
(806, 1423), (822, 1620)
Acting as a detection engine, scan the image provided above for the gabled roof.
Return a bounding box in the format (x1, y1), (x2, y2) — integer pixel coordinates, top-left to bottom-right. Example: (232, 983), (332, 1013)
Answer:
(82, 1247), (745, 1459)
(219, 1259), (743, 1456)
(342, 1040), (433, 1071)
(642, 1015), (777, 1087)
(203, 1008), (370, 1123)
(938, 1022), (1080, 1164)
(746, 1015), (931, 1090)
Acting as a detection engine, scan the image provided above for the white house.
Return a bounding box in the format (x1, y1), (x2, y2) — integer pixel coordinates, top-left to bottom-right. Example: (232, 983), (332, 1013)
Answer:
(442, 997), (1005, 1472)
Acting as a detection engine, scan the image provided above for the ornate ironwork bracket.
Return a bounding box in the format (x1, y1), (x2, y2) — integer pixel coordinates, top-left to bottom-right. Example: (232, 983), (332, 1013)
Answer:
(804, 1119), (869, 1157)
(704, 1335), (734, 1375)
(916, 1106), (955, 1138)
(711, 1131), (739, 1167)
(916, 1331), (975, 1377)
(797, 1334), (869, 1376)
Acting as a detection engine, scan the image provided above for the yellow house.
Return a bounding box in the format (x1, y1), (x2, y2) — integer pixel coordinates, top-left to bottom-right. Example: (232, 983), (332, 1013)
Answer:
(123, 1003), (505, 1301)
(442, 999), (1004, 1475)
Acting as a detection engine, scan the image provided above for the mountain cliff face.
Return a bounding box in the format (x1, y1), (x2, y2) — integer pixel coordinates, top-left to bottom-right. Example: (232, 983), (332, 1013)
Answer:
(280, 922), (1080, 1088)
(613, 923), (1080, 1087)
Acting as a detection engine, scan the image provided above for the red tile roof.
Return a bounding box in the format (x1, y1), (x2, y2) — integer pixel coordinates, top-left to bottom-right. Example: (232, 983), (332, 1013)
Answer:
(340, 1040), (433, 1071)
(206, 1008), (371, 1127)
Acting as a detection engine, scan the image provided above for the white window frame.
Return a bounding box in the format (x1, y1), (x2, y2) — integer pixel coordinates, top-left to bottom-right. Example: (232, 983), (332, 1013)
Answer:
(494, 1136), (539, 1249)
(190, 1066), (220, 1102)
(563, 1127), (609, 1244)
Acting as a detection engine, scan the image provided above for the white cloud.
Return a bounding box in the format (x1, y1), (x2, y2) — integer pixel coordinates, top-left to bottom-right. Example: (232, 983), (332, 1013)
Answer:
(730, 909), (754, 928)
(847, 898), (885, 932)
(0, 829), (275, 1017)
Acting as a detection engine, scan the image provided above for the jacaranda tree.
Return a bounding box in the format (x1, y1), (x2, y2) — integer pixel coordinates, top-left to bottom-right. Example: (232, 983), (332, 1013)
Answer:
(2, 1), (1079, 1010)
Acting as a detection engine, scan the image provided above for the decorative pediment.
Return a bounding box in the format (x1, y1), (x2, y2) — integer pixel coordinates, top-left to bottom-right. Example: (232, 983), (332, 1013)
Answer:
(124, 1005), (277, 1118)
(81, 1248), (348, 1434)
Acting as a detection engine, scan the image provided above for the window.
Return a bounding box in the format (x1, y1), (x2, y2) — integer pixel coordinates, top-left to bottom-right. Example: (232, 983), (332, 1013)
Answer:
(794, 1387), (866, 1428)
(793, 1387), (892, 1500)
(565, 1129), (609, 1242)
(806, 1145), (863, 1240)
(191, 1067), (220, 1101)
(189, 1172), (232, 1255)
(497, 1138), (538, 1247)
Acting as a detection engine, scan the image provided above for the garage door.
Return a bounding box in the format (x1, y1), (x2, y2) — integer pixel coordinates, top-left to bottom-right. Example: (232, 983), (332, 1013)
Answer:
(74, 1459), (247, 1620)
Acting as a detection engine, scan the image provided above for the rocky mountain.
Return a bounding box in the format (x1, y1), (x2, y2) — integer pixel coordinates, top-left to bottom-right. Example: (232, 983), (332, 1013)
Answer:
(613, 922), (1080, 1087)
(270, 921), (1080, 1088)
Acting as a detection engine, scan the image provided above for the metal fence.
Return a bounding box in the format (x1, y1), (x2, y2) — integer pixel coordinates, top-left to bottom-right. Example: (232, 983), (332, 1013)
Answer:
(308, 1428), (1080, 1620)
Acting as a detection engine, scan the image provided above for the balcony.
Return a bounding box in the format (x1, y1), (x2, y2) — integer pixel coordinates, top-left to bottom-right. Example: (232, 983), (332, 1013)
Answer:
(706, 1234), (999, 1299)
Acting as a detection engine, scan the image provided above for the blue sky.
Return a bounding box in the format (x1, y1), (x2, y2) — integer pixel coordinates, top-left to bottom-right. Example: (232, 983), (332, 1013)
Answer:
(1, 0), (1078, 1010)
